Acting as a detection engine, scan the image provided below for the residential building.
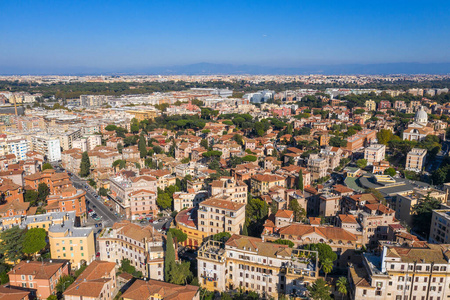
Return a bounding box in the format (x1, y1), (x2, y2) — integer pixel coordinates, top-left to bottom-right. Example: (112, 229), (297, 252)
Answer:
(8, 259), (70, 299)
(365, 100), (376, 111)
(405, 148), (427, 172)
(429, 209), (450, 244)
(197, 197), (245, 235)
(250, 174), (286, 196)
(364, 144), (386, 166)
(122, 279), (199, 300)
(307, 157), (328, 180)
(209, 178), (248, 204)
(45, 186), (87, 224)
(173, 190), (208, 212)
(197, 235), (318, 299)
(63, 261), (117, 300)
(98, 221), (164, 280)
(31, 135), (61, 162)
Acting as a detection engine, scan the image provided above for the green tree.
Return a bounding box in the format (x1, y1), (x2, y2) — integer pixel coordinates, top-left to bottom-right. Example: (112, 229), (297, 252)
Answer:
(169, 261), (193, 285)
(56, 275), (75, 293)
(168, 228), (187, 243)
(321, 258), (334, 280)
(365, 188), (386, 204)
(23, 228), (47, 258)
(0, 227), (25, 263)
(303, 243), (337, 264)
(24, 189), (39, 206)
(99, 187), (108, 197)
(79, 151), (91, 177)
(157, 193), (172, 210)
(42, 163), (53, 170)
(298, 169), (304, 191)
(272, 239), (294, 248)
(377, 129), (393, 145)
(138, 133), (147, 158)
(288, 198), (306, 222)
(384, 167), (396, 177)
(200, 139), (209, 149)
(119, 259), (142, 277)
(356, 159), (367, 169)
(165, 232), (176, 282)
(212, 232), (231, 242)
(47, 295), (58, 300)
(37, 183), (50, 203)
(242, 224), (248, 236)
(336, 276), (348, 300)
(117, 143), (123, 154)
(307, 278), (331, 300)
(412, 193), (441, 238)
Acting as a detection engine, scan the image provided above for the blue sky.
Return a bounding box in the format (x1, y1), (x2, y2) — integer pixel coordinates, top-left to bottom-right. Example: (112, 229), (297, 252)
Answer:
(1, 0), (449, 72)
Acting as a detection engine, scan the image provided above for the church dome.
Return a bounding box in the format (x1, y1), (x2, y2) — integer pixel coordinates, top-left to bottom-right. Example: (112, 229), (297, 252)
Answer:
(414, 106), (428, 124)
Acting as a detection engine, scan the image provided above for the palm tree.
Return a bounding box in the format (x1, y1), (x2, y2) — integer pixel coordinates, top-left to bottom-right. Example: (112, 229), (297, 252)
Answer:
(322, 258), (334, 280)
(336, 276), (348, 299)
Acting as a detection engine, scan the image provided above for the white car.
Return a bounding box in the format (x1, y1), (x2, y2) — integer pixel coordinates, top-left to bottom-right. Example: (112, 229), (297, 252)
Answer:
(153, 221), (159, 224)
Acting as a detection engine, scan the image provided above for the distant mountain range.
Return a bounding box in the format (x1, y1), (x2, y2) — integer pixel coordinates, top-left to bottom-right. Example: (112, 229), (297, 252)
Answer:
(2, 62), (450, 76)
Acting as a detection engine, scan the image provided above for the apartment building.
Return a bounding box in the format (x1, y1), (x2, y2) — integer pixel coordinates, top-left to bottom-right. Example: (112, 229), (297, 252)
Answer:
(8, 259), (70, 299)
(63, 261), (117, 300)
(98, 221), (164, 280)
(48, 221), (96, 269)
(140, 169), (176, 190)
(358, 203), (398, 247)
(345, 129), (377, 152)
(24, 169), (72, 194)
(58, 129), (82, 151)
(349, 244), (450, 300)
(122, 279), (199, 300)
(405, 148), (427, 172)
(197, 235), (318, 299)
(307, 156), (328, 180)
(364, 144), (386, 166)
(45, 186), (87, 224)
(31, 135), (61, 162)
(318, 193), (342, 217)
(173, 190), (208, 212)
(250, 174), (286, 196)
(209, 178), (248, 204)
(394, 188), (447, 227)
(198, 197), (245, 235)
(365, 100), (376, 111)
(429, 209), (450, 244)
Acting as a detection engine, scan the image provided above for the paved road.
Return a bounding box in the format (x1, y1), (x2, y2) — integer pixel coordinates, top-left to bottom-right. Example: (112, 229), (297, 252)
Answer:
(70, 173), (119, 227)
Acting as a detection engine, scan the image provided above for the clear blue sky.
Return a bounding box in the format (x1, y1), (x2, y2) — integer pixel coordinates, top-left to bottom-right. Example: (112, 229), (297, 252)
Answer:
(1, 0), (449, 72)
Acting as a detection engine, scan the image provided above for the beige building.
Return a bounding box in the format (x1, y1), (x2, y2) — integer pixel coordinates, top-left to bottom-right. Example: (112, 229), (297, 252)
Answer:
(63, 261), (117, 300)
(319, 193), (342, 217)
(209, 178), (248, 204)
(405, 148), (427, 172)
(198, 197), (245, 235)
(429, 209), (450, 244)
(197, 235), (318, 299)
(122, 279), (199, 300)
(364, 144), (386, 166)
(365, 100), (376, 111)
(394, 188), (447, 227)
(250, 174), (286, 196)
(98, 221), (164, 280)
(173, 190), (208, 212)
(349, 244), (450, 300)
(307, 157), (328, 180)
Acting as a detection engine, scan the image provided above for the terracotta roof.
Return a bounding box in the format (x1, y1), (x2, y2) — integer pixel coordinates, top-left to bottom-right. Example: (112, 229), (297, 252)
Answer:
(110, 221), (162, 242)
(226, 234), (292, 258)
(9, 260), (67, 280)
(338, 214), (358, 224)
(121, 279), (199, 300)
(278, 224), (357, 241)
(275, 209), (294, 219)
(309, 217), (322, 225)
(364, 203), (394, 214)
(0, 286), (30, 300)
(0, 199), (29, 214)
(251, 174), (285, 182)
(129, 189), (156, 196)
(200, 198), (245, 211)
(333, 184), (354, 194)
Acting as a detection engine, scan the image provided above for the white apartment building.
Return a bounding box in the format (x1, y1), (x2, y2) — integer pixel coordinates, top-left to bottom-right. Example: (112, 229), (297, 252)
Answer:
(173, 190), (209, 212)
(429, 209), (450, 244)
(405, 148), (427, 172)
(364, 144), (386, 166)
(31, 135), (61, 162)
(197, 235), (318, 299)
(349, 244), (450, 300)
(6, 138), (29, 161)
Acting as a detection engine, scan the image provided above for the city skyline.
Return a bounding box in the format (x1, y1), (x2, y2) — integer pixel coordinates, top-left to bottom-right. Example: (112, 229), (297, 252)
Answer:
(1, 0), (450, 74)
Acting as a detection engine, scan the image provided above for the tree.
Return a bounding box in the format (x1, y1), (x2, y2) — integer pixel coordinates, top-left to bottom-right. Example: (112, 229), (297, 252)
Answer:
(289, 198), (306, 222)
(24, 189), (39, 206)
(298, 169), (304, 191)
(117, 143), (123, 154)
(365, 188), (386, 203)
(356, 159), (367, 169)
(303, 243), (337, 264)
(79, 151), (91, 177)
(377, 129), (393, 145)
(42, 163), (53, 170)
(321, 258), (333, 280)
(0, 227), (25, 263)
(157, 193), (172, 210)
(119, 259), (142, 277)
(47, 295), (58, 300)
(272, 239), (294, 248)
(56, 275), (75, 293)
(412, 193), (441, 238)
(169, 261), (193, 285)
(99, 187), (108, 197)
(200, 139), (209, 149)
(37, 183), (50, 203)
(242, 224), (248, 236)
(307, 278), (331, 300)
(168, 228), (187, 244)
(138, 133), (147, 158)
(164, 232), (176, 282)
(212, 232), (231, 242)
(384, 167), (396, 177)
(23, 228), (47, 258)
(336, 276), (348, 300)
